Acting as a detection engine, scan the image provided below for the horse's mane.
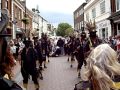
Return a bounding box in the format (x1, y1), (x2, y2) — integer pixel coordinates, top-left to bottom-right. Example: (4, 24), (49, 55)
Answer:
(81, 44), (120, 90)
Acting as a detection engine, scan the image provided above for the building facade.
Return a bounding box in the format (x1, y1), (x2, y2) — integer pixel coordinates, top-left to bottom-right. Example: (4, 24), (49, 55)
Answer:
(12, 0), (33, 39)
(84, 0), (112, 39)
(74, 3), (87, 33)
(31, 7), (40, 37)
(108, 0), (120, 36)
(0, 0), (56, 39)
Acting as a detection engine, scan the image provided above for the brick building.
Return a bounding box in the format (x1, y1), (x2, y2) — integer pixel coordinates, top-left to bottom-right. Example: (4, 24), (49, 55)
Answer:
(12, 0), (33, 38)
(74, 3), (87, 32)
(0, 0), (33, 39)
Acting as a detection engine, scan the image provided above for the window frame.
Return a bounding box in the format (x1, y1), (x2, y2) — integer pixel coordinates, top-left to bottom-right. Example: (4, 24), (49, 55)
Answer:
(86, 13), (89, 21)
(116, 0), (120, 11)
(92, 8), (96, 18)
(100, 0), (105, 14)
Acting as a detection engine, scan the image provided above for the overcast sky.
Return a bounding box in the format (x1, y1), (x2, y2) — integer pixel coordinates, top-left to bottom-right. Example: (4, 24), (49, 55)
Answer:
(26, 0), (85, 27)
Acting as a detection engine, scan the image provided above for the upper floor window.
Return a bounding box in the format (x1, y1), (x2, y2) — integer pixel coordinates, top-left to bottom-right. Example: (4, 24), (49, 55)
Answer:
(79, 8), (84, 16)
(92, 8), (96, 18)
(100, 1), (105, 14)
(79, 22), (81, 30)
(5, 0), (9, 9)
(77, 12), (79, 17)
(86, 13), (89, 21)
(116, 0), (120, 11)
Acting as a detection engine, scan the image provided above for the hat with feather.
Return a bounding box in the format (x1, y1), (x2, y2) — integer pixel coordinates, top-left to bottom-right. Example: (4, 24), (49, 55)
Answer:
(86, 20), (97, 37)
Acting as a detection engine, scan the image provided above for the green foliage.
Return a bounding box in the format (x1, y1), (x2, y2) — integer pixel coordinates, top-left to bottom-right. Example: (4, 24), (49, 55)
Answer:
(65, 28), (74, 36)
(21, 17), (29, 24)
(56, 23), (72, 37)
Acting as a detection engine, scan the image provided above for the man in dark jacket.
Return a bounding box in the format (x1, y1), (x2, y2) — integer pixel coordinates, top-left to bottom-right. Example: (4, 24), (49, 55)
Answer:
(21, 39), (39, 90)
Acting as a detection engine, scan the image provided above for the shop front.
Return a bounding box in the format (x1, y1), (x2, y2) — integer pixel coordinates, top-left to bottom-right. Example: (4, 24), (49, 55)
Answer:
(96, 20), (111, 39)
(108, 11), (120, 36)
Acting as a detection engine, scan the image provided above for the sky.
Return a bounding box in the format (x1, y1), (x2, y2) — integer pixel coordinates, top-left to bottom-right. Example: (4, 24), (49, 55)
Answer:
(26, 0), (85, 27)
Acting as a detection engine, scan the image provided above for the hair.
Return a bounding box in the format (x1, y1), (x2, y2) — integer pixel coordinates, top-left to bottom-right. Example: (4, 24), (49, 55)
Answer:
(81, 44), (120, 90)
(0, 38), (15, 78)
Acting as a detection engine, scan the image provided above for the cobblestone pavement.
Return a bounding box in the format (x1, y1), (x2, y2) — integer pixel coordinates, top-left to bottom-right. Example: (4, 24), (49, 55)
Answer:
(14, 56), (80, 90)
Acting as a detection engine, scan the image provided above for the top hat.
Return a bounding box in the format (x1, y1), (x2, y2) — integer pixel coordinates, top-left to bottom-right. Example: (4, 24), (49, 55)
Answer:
(0, 9), (11, 37)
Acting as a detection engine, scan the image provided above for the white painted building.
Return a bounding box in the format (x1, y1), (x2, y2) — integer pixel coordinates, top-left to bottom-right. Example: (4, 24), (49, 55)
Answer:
(32, 8), (40, 37)
(84, 0), (111, 39)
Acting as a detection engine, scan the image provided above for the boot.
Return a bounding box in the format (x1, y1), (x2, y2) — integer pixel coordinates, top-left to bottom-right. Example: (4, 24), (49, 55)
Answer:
(78, 72), (80, 78)
(67, 58), (69, 62)
(23, 83), (28, 89)
(35, 84), (39, 90)
(48, 59), (50, 62)
(70, 64), (73, 68)
(44, 64), (47, 68)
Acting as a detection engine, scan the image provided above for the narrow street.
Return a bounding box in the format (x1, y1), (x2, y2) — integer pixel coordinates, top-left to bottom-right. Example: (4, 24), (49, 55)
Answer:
(13, 56), (80, 90)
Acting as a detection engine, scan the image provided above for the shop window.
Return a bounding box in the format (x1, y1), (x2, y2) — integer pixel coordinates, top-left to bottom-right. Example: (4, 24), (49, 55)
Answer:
(102, 28), (105, 39)
(106, 27), (108, 38)
(118, 23), (120, 30)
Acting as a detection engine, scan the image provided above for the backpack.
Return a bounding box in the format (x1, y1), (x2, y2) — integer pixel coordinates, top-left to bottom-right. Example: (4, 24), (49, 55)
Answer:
(0, 76), (23, 90)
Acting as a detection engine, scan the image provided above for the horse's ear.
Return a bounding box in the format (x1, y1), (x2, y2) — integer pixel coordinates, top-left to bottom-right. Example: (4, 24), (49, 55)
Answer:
(0, 9), (11, 37)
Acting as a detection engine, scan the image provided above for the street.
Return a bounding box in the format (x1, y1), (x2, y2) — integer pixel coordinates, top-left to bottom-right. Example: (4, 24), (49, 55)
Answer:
(13, 56), (80, 90)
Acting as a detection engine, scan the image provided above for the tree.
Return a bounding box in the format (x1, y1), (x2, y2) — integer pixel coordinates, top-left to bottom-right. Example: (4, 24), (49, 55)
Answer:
(56, 23), (72, 37)
(65, 28), (74, 36)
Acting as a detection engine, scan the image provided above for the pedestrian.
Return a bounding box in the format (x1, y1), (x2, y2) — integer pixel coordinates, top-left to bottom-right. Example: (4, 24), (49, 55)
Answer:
(41, 33), (48, 68)
(21, 38), (39, 90)
(34, 37), (43, 80)
(74, 31), (87, 78)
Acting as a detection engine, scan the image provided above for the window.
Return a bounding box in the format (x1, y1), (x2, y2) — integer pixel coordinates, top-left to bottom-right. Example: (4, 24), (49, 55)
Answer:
(100, 1), (105, 14)
(116, 0), (120, 11)
(86, 13), (89, 21)
(77, 23), (79, 30)
(5, 0), (9, 9)
(0, 0), (1, 21)
(79, 22), (81, 30)
(18, 9), (21, 20)
(92, 8), (96, 18)
(79, 8), (84, 15)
